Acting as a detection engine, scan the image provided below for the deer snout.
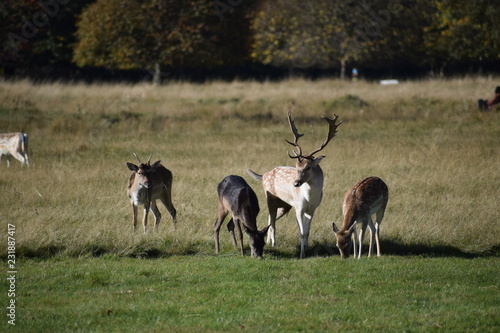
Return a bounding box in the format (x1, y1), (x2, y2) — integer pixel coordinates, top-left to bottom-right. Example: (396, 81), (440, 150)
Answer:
(293, 180), (303, 187)
(140, 180), (152, 189)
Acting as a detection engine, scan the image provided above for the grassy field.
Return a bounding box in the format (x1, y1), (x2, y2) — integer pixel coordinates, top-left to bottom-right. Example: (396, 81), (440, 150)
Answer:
(2, 256), (499, 332)
(1, 77), (499, 331)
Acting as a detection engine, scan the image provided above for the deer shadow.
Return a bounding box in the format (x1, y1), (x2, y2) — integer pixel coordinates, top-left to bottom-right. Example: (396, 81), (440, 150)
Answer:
(269, 240), (499, 259)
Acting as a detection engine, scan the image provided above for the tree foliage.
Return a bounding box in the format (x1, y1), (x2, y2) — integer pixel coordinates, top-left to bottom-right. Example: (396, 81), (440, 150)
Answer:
(73, 0), (255, 74)
(424, 0), (500, 70)
(1, 0), (499, 79)
(251, 0), (437, 74)
(1, 0), (93, 69)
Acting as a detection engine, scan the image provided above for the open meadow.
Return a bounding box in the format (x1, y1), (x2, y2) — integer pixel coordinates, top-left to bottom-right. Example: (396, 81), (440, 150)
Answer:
(1, 77), (499, 332)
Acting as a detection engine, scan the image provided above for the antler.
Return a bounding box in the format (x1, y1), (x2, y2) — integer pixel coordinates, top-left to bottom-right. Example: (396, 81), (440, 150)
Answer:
(133, 152), (142, 164)
(305, 114), (342, 158)
(285, 111), (305, 159)
(132, 153), (153, 165)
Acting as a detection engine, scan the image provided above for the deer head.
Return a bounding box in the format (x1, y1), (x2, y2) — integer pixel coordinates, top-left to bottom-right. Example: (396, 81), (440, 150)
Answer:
(126, 153), (161, 190)
(332, 222), (357, 259)
(285, 111), (342, 187)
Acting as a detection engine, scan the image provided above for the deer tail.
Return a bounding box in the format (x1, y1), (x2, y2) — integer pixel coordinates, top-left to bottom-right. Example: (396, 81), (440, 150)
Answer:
(247, 169), (263, 182)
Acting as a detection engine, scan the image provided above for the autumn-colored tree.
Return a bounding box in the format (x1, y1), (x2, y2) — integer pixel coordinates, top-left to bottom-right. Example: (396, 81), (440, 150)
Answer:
(357, 0), (435, 71)
(251, 0), (411, 78)
(74, 0), (255, 83)
(424, 0), (500, 73)
(251, 1), (354, 73)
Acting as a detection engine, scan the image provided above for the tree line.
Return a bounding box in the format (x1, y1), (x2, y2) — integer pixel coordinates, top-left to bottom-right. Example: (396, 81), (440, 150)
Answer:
(1, 0), (499, 82)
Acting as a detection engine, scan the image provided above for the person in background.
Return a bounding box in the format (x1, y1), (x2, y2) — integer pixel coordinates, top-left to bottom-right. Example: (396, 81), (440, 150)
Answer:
(478, 86), (500, 111)
(351, 68), (359, 82)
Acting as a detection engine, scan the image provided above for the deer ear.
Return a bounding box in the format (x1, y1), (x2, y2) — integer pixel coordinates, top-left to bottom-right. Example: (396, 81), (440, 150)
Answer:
(347, 222), (357, 235)
(313, 156), (325, 165)
(260, 225), (271, 236)
(242, 224), (253, 235)
(126, 162), (138, 172)
(332, 222), (340, 233)
(151, 160), (161, 168)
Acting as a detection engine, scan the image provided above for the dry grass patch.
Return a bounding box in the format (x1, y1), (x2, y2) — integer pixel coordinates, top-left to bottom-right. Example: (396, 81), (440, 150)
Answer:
(0, 77), (499, 258)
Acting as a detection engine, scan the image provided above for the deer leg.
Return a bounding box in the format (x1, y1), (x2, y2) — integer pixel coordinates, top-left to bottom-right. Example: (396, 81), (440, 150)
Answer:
(150, 200), (162, 232)
(23, 152), (29, 167)
(374, 222), (381, 257)
(266, 198), (278, 247)
(142, 202), (150, 234)
(161, 190), (177, 228)
(267, 214), (276, 246)
(296, 210), (312, 259)
(367, 218), (376, 258)
(351, 226), (358, 258)
(357, 218), (369, 259)
(214, 211), (228, 254)
(267, 196), (289, 247)
(132, 204), (138, 232)
(227, 218), (237, 246)
(234, 218), (245, 256)
(11, 152), (26, 166)
(375, 207), (385, 257)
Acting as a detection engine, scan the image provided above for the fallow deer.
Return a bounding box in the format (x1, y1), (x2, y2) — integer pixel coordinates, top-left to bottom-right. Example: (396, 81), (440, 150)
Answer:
(332, 176), (389, 259)
(214, 175), (270, 258)
(248, 111), (342, 258)
(126, 153), (177, 233)
(0, 132), (29, 167)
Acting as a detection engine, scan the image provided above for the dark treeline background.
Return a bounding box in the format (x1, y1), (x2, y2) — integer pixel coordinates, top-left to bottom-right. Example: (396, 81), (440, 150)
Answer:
(1, 0), (499, 83)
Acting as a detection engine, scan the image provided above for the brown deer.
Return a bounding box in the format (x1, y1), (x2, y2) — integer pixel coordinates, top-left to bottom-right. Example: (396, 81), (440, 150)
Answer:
(126, 153), (177, 233)
(214, 175), (270, 258)
(248, 111), (342, 258)
(332, 177), (389, 259)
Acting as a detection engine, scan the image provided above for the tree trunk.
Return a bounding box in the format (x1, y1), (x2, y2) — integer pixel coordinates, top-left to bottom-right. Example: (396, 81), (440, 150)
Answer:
(340, 59), (346, 80)
(153, 62), (161, 85)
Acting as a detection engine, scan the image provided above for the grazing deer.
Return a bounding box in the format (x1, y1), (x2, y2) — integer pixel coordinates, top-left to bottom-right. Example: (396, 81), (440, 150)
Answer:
(214, 175), (270, 258)
(126, 154), (177, 233)
(0, 132), (29, 167)
(332, 177), (389, 259)
(248, 111), (342, 258)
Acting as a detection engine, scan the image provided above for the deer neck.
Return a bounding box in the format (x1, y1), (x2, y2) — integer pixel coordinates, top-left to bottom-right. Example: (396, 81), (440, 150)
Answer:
(296, 165), (323, 207)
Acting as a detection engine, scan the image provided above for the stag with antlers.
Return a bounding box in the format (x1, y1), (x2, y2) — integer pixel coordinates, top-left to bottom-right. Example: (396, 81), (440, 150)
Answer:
(126, 153), (177, 233)
(248, 111), (342, 258)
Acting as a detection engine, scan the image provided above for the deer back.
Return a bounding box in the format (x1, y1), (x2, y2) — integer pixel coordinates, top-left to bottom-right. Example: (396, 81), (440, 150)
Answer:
(342, 177), (388, 225)
(218, 175), (260, 230)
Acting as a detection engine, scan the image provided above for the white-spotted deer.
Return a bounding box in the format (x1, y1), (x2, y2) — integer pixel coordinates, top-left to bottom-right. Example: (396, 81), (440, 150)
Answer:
(248, 111), (342, 258)
(332, 176), (388, 259)
(214, 175), (270, 258)
(126, 154), (177, 233)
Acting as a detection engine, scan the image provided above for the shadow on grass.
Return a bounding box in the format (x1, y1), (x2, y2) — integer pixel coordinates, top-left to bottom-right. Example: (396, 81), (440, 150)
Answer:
(379, 240), (499, 258)
(20, 245), (63, 259)
(12, 241), (499, 260)
(293, 240), (500, 259)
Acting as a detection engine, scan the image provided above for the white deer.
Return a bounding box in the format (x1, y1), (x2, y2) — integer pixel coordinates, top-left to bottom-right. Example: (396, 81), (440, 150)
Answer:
(248, 111), (342, 258)
(332, 176), (389, 259)
(0, 132), (29, 167)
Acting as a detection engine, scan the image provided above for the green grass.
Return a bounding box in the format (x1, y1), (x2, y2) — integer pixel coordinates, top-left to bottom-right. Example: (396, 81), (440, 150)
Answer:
(3, 256), (499, 332)
(0, 78), (499, 331)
